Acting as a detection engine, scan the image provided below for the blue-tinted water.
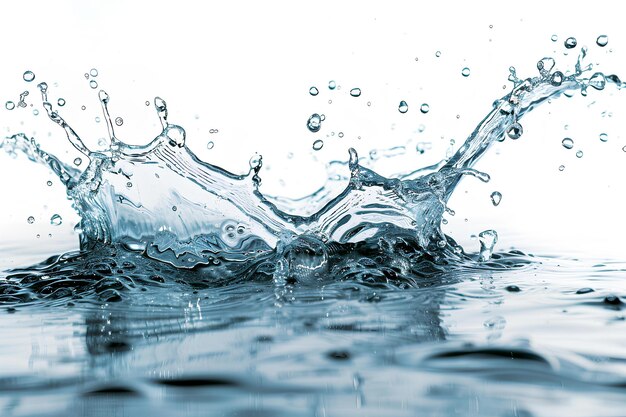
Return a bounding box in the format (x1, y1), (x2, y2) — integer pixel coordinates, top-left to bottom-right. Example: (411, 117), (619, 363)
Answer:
(2, 42), (626, 416)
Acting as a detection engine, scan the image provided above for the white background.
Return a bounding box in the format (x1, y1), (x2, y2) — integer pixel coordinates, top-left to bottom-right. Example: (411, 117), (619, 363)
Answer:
(0, 0), (625, 268)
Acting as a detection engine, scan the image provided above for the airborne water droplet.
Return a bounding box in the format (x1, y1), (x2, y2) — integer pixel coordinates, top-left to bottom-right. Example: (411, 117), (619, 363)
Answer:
(478, 230), (498, 262)
(115, 117), (123, 126)
(435, 51), (441, 57)
(576, 150), (583, 158)
(559, 165), (565, 171)
(551, 71), (564, 86)
(27, 216), (35, 224)
(589, 72), (606, 90)
(564, 37), (577, 49)
(506, 122), (523, 139)
(145, 101), (150, 106)
(74, 158), (82, 166)
(562, 137), (574, 149)
(309, 87), (319, 96)
(90, 68), (99, 77)
(420, 103), (430, 114)
(89, 80), (98, 89)
(490, 191), (502, 206)
(23, 71), (35, 82)
(551, 34), (558, 42)
(307, 113), (322, 132)
(338, 132), (344, 138)
(350, 88), (361, 97)
(47, 181), (52, 186)
(599, 133), (608, 142)
(57, 98), (66, 107)
(596, 35), (608, 47)
(50, 214), (63, 226)
(328, 80), (336, 90)
(5, 101), (15, 110)
(398, 101), (408, 113)
(207, 141), (215, 150)
(461, 67), (470, 77)
(312, 139), (324, 151)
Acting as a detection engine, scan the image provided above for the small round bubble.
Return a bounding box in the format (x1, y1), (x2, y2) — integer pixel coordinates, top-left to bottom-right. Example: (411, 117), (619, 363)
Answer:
(81, 105), (86, 110)
(461, 67), (470, 77)
(551, 34), (558, 42)
(90, 68), (98, 77)
(46, 181), (52, 186)
(23, 71), (35, 82)
(564, 37), (577, 49)
(57, 98), (66, 106)
(506, 122), (523, 139)
(559, 165), (565, 171)
(207, 141), (215, 150)
(309, 87), (319, 96)
(420, 103), (430, 114)
(562, 138), (574, 149)
(338, 132), (344, 138)
(576, 150), (583, 158)
(312, 139), (324, 151)
(350, 88), (361, 97)
(599, 133), (608, 142)
(5, 101), (15, 110)
(89, 80), (98, 89)
(27, 216), (35, 224)
(596, 35), (608, 47)
(73, 158), (82, 166)
(328, 80), (336, 90)
(32, 109), (39, 116)
(126, 181), (132, 188)
(95, 116), (101, 123)
(115, 117), (123, 126)
(50, 214), (62, 226)
(172, 206), (177, 212)
(398, 100), (409, 114)
(145, 101), (150, 106)
(435, 51), (441, 57)
(490, 191), (502, 206)
(307, 113), (322, 132)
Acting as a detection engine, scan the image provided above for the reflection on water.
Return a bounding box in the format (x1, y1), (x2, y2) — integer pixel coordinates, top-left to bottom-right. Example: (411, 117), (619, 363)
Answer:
(2, 254), (626, 416)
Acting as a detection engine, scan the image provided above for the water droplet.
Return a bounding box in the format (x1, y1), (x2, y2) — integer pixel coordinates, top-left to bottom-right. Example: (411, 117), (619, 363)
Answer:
(596, 35), (608, 47)
(576, 150), (583, 158)
(328, 80), (336, 90)
(89, 80), (98, 89)
(27, 216), (35, 224)
(328, 99), (332, 104)
(50, 214), (63, 226)
(5, 101), (15, 110)
(490, 191), (502, 206)
(320, 114), (326, 121)
(562, 137), (574, 149)
(506, 122), (523, 139)
(478, 230), (498, 262)
(338, 132), (344, 138)
(95, 116), (101, 123)
(84, 73), (90, 79)
(81, 105), (86, 110)
(309, 86), (319, 96)
(207, 141), (215, 149)
(126, 181), (133, 188)
(420, 103), (430, 114)
(165, 125), (186, 147)
(57, 98), (66, 107)
(312, 139), (324, 151)
(115, 117), (123, 126)
(589, 72), (606, 90)
(622, 146), (626, 152)
(73, 157), (82, 166)
(398, 101), (409, 113)
(172, 206), (178, 212)
(350, 88), (361, 97)
(23, 71), (35, 82)
(90, 68), (98, 77)
(367, 101), (371, 106)
(435, 51), (441, 57)
(550, 71), (564, 86)
(599, 133), (608, 142)
(551, 34), (558, 42)
(559, 165), (565, 171)
(249, 154), (262, 170)
(564, 37), (577, 49)
(461, 67), (471, 77)
(46, 181), (52, 186)
(145, 101), (150, 106)
(307, 113), (322, 132)
(32, 109), (39, 116)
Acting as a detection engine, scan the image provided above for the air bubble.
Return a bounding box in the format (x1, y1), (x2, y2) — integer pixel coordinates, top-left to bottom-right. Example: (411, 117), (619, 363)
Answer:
(420, 103), (430, 114)
(490, 191), (502, 206)
(367, 101), (371, 106)
(50, 214), (63, 226)
(328, 80), (336, 90)
(506, 122), (523, 139)
(461, 67), (470, 77)
(172, 206), (178, 212)
(562, 138), (574, 149)
(338, 132), (344, 138)
(596, 35), (608, 47)
(89, 80), (98, 89)
(564, 37), (577, 49)
(350, 88), (361, 97)
(576, 150), (583, 158)
(207, 141), (215, 149)
(599, 133), (608, 142)
(57, 98), (66, 106)
(90, 68), (99, 77)
(398, 101), (409, 113)
(312, 139), (324, 151)
(115, 117), (123, 126)
(81, 105), (86, 110)
(74, 158), (82, 166)
(23, 71), (35, 82)
(5, 101), (15, 110)
(309, 87), (319, 96)
(307, 113), (322, 132)
(27, 216), (35, 224)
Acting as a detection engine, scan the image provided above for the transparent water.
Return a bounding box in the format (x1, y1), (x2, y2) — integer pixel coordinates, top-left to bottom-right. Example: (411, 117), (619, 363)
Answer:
(2, 44), (626, 416)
